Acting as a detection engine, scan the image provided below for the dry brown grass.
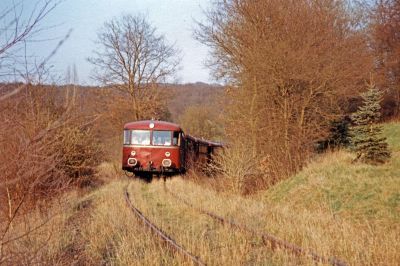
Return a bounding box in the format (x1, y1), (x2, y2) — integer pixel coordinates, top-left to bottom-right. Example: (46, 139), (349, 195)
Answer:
(0, 189), (88, 264)
(1, 177), (310, 265)
(3, 148), (398, 265)
(79, 180), (181, 265)
(1, 179), (173, 265)
(165, 173), (399, 266)
(128, 179), (316, 265)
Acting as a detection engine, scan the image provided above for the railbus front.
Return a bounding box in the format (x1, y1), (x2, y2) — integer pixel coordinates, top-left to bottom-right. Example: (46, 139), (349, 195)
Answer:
(122, 120), (185, 177)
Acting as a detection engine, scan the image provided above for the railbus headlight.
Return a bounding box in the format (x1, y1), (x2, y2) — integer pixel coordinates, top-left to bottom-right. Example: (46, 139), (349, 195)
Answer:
(162, 159), (172, 167)
(165, 152), (170, 157)
(127, 158), (137, 166)
(130, 151), (136, 156)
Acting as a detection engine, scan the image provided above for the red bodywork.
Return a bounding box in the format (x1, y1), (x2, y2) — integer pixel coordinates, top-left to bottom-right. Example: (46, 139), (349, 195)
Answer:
(122, 120), (223, 176)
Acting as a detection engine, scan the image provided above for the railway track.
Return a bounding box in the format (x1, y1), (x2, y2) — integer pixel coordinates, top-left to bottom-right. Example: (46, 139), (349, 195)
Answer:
(163, 182), (347, 266)
(124, 182), (206, 266)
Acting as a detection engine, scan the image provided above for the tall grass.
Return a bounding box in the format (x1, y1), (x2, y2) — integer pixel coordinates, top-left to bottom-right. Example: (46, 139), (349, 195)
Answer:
(129, 179), (311, 265)
(166, 177), (399, 265)
(4, 170), (398, 265)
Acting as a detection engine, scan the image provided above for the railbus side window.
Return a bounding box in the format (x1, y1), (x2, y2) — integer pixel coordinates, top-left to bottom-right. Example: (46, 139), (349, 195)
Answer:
(123, 130), (130, 145)
(199, 144), (208, 154)
(173, 131), (180, 146)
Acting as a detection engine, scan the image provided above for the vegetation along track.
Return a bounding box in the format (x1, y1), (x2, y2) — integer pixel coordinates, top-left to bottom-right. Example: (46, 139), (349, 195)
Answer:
(124, 182), (206, 265)
(163, 182), (347, 266)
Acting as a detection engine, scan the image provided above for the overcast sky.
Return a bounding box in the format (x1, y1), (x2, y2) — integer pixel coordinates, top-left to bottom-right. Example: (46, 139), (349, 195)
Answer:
(4, 0), (213, 85)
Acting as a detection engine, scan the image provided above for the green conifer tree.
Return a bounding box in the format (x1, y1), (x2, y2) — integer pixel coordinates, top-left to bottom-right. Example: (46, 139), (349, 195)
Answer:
(350, 84), (391, 164)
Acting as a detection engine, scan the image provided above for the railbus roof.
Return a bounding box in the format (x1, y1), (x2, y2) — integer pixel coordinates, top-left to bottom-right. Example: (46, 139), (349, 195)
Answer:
(186, 134), (223, 147)
(124, 120), (182, 131)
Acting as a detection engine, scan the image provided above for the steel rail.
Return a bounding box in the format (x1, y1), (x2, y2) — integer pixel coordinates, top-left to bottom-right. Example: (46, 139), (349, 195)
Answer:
(124, 182), (206, 266)
(163, 183), (347, 266)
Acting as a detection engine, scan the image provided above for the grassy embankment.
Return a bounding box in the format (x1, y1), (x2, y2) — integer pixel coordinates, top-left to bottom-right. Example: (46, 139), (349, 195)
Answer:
(264, 122), (400, 224)
(6, 122), (399, 265)
(160, 122), (400, 265)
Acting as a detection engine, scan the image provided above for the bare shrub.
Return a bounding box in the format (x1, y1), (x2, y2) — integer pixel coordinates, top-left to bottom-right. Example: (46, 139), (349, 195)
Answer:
(0, 85), (104, 262)
(1, 86), (101, 191)
(54, 126), (103, 183)
(209, 143), (260, 193)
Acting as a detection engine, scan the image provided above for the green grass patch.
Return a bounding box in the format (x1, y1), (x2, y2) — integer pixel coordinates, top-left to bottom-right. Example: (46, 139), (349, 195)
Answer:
(383, 122), (400, 152)
(265, 122), (400, 224)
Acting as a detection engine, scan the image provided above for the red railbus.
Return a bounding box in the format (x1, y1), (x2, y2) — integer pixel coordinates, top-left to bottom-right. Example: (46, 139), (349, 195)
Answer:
(122, 120), (222, 177)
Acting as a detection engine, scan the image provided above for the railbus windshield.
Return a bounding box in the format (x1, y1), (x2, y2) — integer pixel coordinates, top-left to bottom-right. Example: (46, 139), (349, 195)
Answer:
(152, 130), (172, 146)
(124, 129), (181, 146)
(131, 130), (151, 145)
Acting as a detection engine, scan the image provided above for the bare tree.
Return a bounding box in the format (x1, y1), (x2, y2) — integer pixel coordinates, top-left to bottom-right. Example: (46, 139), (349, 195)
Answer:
(0, 0), (60, 91)
(65, 64), (79, 107)
(0, 1), (59, 56)
(370, 0), (400, 116)
(89, 14), (180, 120)
(196, 0), (373, 187)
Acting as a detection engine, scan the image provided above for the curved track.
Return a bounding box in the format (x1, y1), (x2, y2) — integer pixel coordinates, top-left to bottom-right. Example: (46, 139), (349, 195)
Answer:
(124, 182), (206, 266)
(163, 182), (347, 266)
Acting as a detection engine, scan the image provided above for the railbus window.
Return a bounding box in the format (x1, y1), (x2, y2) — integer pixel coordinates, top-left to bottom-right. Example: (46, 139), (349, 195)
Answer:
(153, 130), (172, 146)
(131, 130), (151, 145)
(173, 131), (180, 146)
(123, 130), (130, 145)
(199, 145), (208, 154)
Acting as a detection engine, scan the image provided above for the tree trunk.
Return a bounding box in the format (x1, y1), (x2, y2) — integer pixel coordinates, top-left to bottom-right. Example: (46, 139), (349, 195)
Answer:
(249, 78), (258, 158)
